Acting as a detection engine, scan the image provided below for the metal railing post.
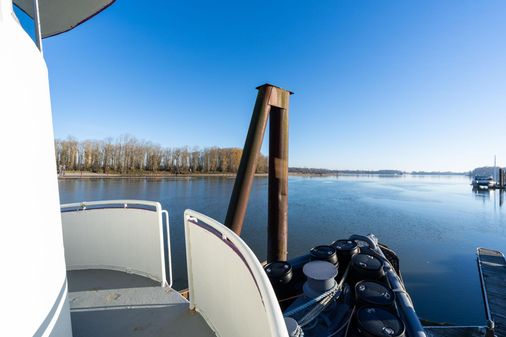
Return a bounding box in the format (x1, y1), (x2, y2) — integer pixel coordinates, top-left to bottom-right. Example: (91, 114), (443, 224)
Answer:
(33, 0), (43, 53)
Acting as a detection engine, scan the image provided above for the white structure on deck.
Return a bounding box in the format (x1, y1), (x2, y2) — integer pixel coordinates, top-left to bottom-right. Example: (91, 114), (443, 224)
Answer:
(1, 0), (78, 336)
(61, 200), (171, 287)
(62, 204), (287, 337)
(185, 210), (288, 337)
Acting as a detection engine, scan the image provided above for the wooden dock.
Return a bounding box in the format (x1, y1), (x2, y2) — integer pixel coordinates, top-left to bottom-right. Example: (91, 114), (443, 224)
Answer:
(423, 248), (506, 337)
(478, 247), (506, 337)
(424, 326), (485, 337)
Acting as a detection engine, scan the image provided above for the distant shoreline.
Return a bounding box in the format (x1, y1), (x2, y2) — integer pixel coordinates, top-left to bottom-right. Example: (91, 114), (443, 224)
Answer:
(58, 171), (255, 179)
(58, 172), (333, 179)
(58, 171), (468, 179)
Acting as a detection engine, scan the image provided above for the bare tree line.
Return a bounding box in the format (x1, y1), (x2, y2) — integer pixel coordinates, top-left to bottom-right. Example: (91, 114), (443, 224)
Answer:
(54, 135), (268, 174)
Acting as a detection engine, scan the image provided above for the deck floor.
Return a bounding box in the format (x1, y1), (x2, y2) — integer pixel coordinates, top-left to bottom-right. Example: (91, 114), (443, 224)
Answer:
(68, 269), (215, 337)
(478, 248), (506, 336)
(67, 269), (159, 292)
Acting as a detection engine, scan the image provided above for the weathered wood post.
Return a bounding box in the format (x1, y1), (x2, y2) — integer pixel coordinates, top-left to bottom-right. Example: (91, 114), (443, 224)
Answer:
(224, 84), (292, 262)
(267, 94), (290, 262)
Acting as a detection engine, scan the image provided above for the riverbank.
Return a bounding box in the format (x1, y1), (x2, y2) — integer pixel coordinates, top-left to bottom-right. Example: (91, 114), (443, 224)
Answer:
(57, 172), (335, 179)
(58, 171), (268, 179)
(58, 171), (467, 179)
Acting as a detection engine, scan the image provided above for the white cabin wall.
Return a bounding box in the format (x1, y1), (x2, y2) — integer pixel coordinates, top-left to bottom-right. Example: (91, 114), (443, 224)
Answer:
(0, 1), (72, 336)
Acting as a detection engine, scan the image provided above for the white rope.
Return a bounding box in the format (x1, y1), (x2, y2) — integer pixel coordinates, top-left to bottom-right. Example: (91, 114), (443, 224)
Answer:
(298, 289), (339, 327)
(285, 265), (351, 318)
(284, 284), (339, 317)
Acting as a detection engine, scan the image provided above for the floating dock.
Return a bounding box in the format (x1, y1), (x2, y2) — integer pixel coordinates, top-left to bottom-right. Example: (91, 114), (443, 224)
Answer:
(422, 247), (506, 337)
(424, 326), (485, 337)
(478, 247), (506, 336)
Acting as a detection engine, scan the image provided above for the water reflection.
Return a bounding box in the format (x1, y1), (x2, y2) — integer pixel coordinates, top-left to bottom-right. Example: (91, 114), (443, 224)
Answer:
(472, 187), (490, 202)
(472, 187), (504, 207)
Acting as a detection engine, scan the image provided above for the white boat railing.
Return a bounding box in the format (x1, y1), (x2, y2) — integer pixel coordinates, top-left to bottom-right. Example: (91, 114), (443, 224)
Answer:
(60, 200), (171, 287)
(184, 209), (288, 337)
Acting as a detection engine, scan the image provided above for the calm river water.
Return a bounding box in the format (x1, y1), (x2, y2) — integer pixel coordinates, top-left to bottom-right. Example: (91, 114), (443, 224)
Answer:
(59, 175), (505, 325)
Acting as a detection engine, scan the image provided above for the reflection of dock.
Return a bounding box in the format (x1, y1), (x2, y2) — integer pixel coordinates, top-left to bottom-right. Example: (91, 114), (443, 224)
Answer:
(496, 168), (505, 190)
(472, 188), (504, 207)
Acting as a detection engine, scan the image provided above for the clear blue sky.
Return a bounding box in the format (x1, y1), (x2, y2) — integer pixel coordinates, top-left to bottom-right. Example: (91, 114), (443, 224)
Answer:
(27, 1), (506, 171)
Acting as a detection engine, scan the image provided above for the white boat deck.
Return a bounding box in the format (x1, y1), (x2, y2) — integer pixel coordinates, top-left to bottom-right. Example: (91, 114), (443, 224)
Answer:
(68, 269), (216, 337)
(67, 270), (159, 292)
(59, 204), (288, 337)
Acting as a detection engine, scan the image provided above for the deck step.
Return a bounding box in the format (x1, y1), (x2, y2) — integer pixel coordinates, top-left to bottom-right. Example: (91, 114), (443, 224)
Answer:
(477, 247), (506, 336)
